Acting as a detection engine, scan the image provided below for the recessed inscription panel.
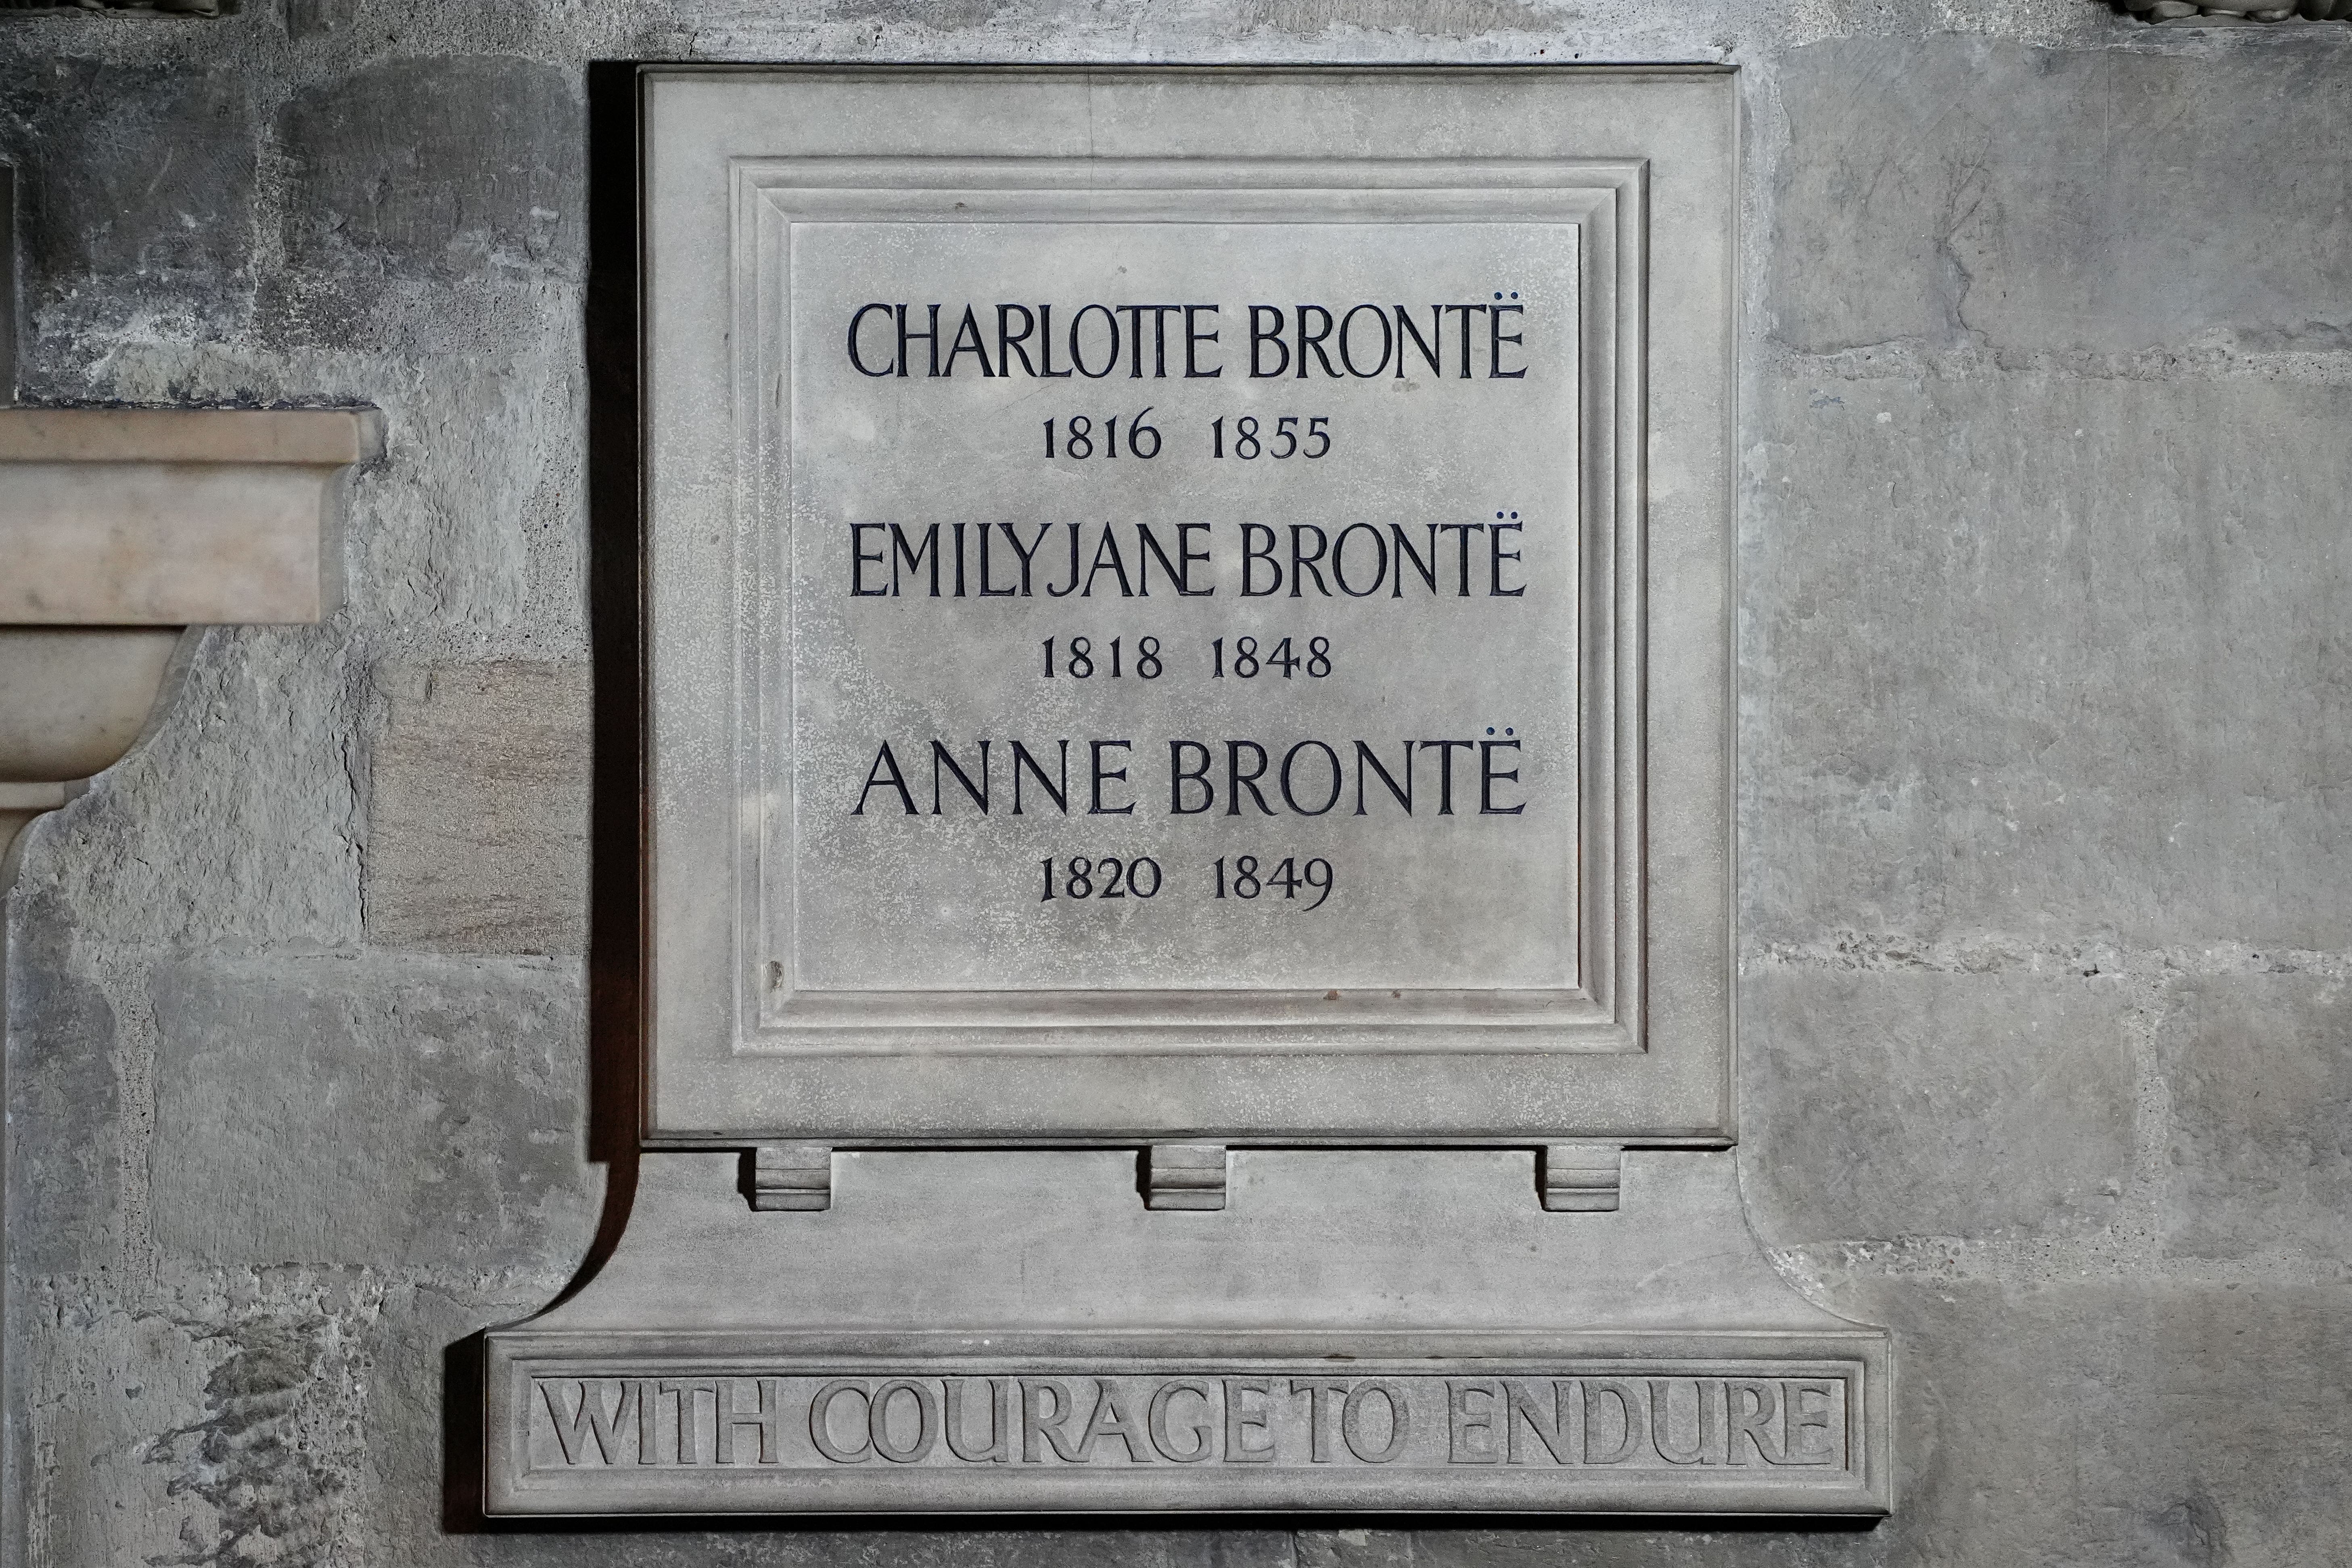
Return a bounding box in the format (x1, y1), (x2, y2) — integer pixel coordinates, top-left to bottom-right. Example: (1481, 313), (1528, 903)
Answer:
(782, 214), (1578, 1002)
(485, 1336), (1889, 1515)
(735, 170), (1635, 1051)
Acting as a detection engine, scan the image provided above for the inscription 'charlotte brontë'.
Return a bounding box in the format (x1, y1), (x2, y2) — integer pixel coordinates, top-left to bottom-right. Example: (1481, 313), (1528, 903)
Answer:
(784, 229), (1581, 996)
(531, 1372), (1849, 1474)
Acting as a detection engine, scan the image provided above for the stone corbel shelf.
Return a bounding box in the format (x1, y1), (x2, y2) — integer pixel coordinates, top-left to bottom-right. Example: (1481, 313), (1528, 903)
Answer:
(0, 406), (383, 880)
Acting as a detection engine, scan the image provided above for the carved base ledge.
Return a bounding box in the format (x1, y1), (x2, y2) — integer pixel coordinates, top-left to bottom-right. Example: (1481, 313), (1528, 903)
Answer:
(487, 1148), (1891, 1518)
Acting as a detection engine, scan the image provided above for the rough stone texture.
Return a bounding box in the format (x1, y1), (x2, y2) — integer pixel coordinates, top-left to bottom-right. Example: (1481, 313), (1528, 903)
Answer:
(2, 1), (2350, 1564)
(147, 953), (592, 1267)
(2157, 972), (2352, 1263)
(1743, 967), (2136, 1240)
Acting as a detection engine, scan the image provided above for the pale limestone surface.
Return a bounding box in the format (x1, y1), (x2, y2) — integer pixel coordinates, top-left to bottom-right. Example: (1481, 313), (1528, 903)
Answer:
(2, 3), (2350, 1566)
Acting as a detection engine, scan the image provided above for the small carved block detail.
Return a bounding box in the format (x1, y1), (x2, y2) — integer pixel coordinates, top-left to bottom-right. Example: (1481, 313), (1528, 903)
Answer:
(746, 1144), (832, 1212)
(1541, 1144), (1623, 1213)
(1145, 1144), (1229, 1210)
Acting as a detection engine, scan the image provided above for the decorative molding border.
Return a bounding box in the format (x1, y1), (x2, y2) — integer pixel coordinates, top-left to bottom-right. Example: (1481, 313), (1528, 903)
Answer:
(734, 163), (1637, 1058)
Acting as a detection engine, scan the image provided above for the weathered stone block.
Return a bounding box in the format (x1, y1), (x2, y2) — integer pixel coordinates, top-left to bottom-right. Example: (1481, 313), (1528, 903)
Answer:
(277, 57), (582, 282)
(1773, 37), (2352, 356)
(1742, 968), (2135, 1243)
(1747, 372), (2352, 951)
(0, 61), (256, 295)
(2, 887), (118, 1278)
(2158, 972), (2352, 1262)
(364, 661), (589, 956)
(146, 953), (594, 1271)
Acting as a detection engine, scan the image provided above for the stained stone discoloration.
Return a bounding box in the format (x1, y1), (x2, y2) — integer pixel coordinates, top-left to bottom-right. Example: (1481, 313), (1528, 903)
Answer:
(146, 953), (594, 1270)
(0, 61), (256, 309)
(2, 888), (119, 1279)
(363, 661), (589, 956)
(144, 1313), (349, 1568)
(1238, 0), (1559, 36)
(277, 57), (582, 284)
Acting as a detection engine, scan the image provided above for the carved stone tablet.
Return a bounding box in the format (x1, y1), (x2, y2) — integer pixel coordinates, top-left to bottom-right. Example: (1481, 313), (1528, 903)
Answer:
(482, 67), (1889, 1525)
(642, 66), (1736, 1144)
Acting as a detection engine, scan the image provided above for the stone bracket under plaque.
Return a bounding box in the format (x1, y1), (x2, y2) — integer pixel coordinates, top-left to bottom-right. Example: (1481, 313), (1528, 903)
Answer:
(1143, 1145), (1229, 1211)
(744, 1144), (833, 1212)
(1541, 1143), (1624, 1212)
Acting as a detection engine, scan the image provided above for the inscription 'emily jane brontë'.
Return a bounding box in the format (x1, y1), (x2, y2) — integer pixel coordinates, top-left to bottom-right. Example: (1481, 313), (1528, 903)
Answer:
(532, 1373), (1848, 1474)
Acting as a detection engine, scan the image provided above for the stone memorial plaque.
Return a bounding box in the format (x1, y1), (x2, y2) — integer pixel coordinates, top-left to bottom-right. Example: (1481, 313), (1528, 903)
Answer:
(485, 67), (1890, 1522)
(642, 66), (1735, 1144)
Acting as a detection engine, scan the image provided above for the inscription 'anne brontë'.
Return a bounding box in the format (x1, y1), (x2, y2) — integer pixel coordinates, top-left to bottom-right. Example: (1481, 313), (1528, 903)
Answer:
(535, 1374), (1846, 1472)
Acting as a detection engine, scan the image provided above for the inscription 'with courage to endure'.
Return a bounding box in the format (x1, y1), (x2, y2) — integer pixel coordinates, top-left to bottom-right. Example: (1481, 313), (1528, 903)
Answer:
(535, 1373), (1850, 1472)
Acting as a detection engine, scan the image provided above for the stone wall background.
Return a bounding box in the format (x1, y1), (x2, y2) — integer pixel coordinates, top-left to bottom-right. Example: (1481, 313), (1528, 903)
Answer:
(2, 2), (2348, 1564)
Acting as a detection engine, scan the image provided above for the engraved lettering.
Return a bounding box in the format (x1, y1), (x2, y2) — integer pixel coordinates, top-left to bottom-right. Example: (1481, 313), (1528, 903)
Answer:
(1076, 1378), (1154, 1463)
(846, 302), (896, 376)
(1503, 1378), (1574, 1466)
(1448, 1378), (1501, 1464)
(944, 1377), (1013, 1463)
(1021, 1378), (1085, 1462)
(869, 1378), (939, 1463)
(1649, 1379), (1718, 1467)
(851, 742), (918, 816)
(1786, 1379), (1840, 1466)
(1582, 1379), (1642, 1464)
(809, 1380), (873, 1463)
(1148, 1378), (1216, 1462)
(658, 1379), (717, 1464)
(1222, 1378), (1278, 1463)
(1342, 1379), (1409, 1464)
(530, 1367), (1858, 1482)
(715, 1377), (785, 1466)
(1289, 1376), (1351, 1463)
(1723, 1380), (1783, 1466)
(1183, 305), (1222, 378)
(541, 1379), (638, 1466)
